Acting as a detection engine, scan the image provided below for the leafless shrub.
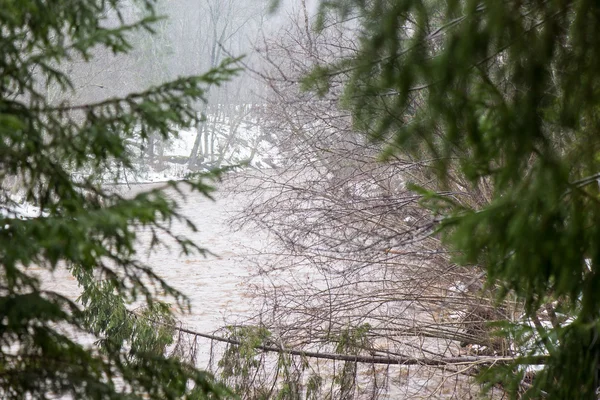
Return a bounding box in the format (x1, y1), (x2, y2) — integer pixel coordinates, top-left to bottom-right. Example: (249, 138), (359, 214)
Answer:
(220, 2), (516, 398)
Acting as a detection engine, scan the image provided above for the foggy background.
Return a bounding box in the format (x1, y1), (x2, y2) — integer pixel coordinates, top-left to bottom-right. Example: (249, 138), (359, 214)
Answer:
(56, 0), (319, 106)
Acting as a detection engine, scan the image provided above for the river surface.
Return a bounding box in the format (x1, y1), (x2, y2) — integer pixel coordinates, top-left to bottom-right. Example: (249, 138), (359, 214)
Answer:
(36, 178), (267, 356)
(34, 177), (484, 399)
(129, 180), (267, 333)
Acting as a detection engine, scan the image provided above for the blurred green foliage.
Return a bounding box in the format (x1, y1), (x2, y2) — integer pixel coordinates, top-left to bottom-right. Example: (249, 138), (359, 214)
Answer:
(0, 0), (239, 398)
(306, 0), (600, 398)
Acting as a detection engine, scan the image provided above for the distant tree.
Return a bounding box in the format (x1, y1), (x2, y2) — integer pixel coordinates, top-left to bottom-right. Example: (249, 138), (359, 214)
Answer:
(303, 0), (600, 398)
(0, 0), (238, 398)
(129, 0), (173, 166)
(187, 0), (265, 170)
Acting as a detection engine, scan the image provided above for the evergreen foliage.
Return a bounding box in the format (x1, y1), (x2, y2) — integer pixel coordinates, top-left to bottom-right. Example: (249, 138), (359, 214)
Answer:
(0, 0), (238, 398)
(305, 0), (600, 397)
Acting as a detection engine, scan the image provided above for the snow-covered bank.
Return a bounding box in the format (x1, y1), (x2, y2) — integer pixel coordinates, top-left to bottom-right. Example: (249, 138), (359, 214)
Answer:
(118, 109), (278, 184)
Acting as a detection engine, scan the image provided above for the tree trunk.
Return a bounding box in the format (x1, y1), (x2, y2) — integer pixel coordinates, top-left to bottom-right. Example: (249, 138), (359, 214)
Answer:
(188, 103), (208, 169)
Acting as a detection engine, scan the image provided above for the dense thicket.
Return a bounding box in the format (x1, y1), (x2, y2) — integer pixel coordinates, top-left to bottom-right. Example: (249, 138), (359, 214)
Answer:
(223, 4), (502, 398)
(0, 1), (237, 398)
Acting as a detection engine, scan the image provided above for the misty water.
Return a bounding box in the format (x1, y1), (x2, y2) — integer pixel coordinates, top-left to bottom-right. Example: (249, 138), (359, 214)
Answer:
(33, 177), (481, 399)
(37, 178), (266, 356)
(134, 181), (266, 332)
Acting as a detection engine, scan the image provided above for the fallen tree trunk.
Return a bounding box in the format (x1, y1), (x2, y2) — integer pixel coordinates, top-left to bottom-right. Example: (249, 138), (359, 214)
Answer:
(135, 312), (546, 367)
